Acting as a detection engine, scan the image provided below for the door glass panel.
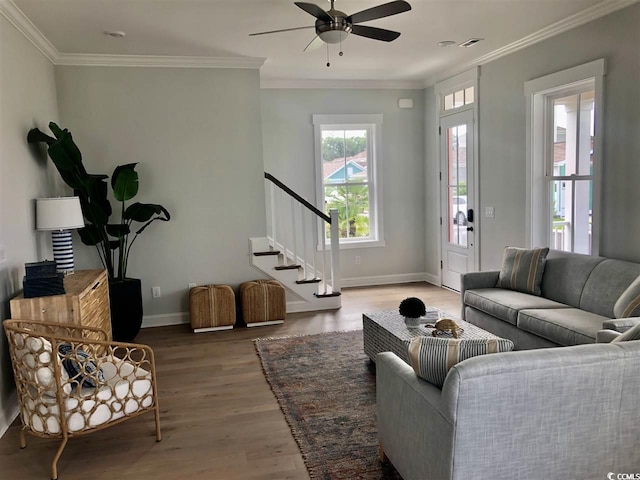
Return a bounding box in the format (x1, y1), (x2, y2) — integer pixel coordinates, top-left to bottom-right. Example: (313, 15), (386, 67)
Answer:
(447, 125), (468, 247)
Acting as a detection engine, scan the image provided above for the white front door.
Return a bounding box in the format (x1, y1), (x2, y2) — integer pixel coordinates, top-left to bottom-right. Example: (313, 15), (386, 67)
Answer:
(440, 110), (475, 291)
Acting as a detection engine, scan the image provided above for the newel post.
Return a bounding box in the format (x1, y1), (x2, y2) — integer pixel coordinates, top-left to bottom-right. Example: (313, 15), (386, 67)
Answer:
(329, 209), (341, 293)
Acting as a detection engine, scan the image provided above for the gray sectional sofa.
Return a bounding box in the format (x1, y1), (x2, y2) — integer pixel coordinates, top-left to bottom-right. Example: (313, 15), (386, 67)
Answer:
(461, 249), (640, 349)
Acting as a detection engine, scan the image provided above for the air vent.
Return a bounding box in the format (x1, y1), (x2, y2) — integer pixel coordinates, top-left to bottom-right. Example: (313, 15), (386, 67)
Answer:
(458, 38), (483, 48)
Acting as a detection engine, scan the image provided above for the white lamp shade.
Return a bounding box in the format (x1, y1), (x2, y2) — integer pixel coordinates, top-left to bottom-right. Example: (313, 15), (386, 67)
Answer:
(36, 197), (85, 231)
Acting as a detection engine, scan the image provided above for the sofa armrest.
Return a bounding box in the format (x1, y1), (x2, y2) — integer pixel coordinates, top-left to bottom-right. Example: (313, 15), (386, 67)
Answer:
(460, 271), (500, 319)
(596, 329), (621, 343)
(376, 352), (455, 480)
(602, 317), (640, 333)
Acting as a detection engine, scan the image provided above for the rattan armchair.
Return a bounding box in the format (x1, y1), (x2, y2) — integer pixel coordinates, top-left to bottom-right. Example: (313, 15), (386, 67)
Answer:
(3, 319), (161, 480)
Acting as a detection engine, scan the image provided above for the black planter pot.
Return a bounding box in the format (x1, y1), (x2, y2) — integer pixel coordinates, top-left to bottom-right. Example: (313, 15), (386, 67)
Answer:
(109, 278), (143, 342)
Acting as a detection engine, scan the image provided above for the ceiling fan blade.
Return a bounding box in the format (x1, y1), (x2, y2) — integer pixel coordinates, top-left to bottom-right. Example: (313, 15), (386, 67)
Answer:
(348, 0), (412, 24)
(303, 35), (325, 52)
(351, 25), (401, 42)
(294, 2), (333, 22)
(249, 25), (315, 36)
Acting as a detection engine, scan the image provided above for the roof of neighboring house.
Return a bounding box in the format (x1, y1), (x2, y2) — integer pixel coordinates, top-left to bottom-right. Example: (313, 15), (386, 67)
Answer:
(554, 138), (594, 164)
(323, 151), (368, 180)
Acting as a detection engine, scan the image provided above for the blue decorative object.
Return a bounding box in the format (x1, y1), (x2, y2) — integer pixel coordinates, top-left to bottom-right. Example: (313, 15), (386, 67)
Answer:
(58, 343), (104, 388)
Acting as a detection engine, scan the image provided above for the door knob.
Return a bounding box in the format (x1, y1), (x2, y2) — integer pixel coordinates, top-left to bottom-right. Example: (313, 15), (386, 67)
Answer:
(467, 226), (474, 232)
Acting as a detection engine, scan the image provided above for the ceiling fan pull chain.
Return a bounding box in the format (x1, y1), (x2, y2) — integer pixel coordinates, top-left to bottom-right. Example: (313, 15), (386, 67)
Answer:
(326, 43), (331, 67)
(339, 32), (344, 57)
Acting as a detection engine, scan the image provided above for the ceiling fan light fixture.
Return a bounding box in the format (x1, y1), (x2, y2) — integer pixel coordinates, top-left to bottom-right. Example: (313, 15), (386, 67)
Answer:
(318, 29), (348, 44)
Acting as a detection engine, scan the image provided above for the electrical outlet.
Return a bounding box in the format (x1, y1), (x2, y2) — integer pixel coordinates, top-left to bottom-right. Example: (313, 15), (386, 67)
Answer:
(485, 206), (495, 218)
(188, 283), (197, 289)
(151, 286), (161, 298)
(355, 256), (362, 265)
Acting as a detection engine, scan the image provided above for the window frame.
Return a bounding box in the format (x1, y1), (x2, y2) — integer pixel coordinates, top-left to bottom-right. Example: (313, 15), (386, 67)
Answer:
(525, 59), (605, 255)
(313, 114), (385, 249)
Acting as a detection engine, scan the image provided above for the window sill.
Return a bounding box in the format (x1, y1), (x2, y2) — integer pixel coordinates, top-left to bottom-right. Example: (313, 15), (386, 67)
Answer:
(318, 239), (386, 250)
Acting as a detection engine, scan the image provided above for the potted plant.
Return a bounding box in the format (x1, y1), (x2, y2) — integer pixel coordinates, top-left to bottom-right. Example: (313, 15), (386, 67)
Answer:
(28, 122), (170, 341)
(399, 297), (426, 328)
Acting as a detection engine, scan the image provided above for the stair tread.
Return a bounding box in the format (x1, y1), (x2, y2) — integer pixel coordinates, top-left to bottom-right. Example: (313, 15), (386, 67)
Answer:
(314, 292), (342, 298)
(274, 264), (301, 270)
(295, 278), (322, 284)
(253, 250), (280, 256)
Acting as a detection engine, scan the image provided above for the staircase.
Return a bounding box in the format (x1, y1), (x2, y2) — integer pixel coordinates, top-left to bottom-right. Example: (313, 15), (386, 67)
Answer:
(249, 173), (341, 313)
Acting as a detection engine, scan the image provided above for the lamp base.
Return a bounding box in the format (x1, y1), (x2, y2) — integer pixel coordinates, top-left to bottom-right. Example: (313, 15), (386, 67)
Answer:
(51, 230), (75, 274)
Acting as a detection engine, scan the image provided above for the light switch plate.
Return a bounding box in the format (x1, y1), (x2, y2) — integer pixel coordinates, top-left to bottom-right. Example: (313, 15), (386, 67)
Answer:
(485, 206), (495, 218)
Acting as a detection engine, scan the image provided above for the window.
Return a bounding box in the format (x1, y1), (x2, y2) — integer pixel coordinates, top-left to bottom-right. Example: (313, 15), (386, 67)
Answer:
(313, 114), (384, 248)
(443, 86), (474, 111)
(525, 59), (604, 255)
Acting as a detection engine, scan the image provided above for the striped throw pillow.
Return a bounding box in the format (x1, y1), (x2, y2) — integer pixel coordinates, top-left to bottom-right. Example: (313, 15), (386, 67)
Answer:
(612, 322), (640, 342)
(407, 336), (514, 388)
(496, 247), (549, 296)
(614, 275), (640, 319)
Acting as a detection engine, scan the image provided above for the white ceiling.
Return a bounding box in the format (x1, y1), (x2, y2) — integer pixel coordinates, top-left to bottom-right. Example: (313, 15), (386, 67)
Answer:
(10, 0), (627, 86)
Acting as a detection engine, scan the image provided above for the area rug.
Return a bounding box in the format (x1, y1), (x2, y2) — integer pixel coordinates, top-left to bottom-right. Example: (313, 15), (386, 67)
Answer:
(255, 330), (401, 480)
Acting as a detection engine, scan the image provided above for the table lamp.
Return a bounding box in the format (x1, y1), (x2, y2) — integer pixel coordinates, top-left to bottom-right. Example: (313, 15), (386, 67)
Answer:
(36, 197), (85, 274)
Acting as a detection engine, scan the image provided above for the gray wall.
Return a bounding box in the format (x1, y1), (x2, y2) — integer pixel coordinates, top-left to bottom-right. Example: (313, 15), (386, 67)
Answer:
(424, 3), (640, 272)
(261, 88), (426, 282)
(55, 66), (266, 321)
(0, 16), (60, 432)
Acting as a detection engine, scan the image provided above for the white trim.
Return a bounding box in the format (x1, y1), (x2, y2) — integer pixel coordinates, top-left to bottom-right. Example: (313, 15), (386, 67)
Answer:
(341, 272), (428, 288)
(313, 114), (383, 126)
(0, 0), (57, 62)
(0, 394), (20, 439)
(424, 272), (440, 286)
(524, 59), (606, 95)
(431, 0), (634, 86)
(261, 78), (425, 90)
(55, 53), (266, 69)
(193, 325), (234, 333)
(141, 312), (189, 328)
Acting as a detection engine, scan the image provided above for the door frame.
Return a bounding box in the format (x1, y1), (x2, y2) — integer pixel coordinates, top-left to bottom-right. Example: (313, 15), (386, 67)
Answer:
(434, 68), (480, 287)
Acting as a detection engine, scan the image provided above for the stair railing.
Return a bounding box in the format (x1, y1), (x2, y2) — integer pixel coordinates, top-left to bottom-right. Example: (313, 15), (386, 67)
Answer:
(265, 172), (340, 295)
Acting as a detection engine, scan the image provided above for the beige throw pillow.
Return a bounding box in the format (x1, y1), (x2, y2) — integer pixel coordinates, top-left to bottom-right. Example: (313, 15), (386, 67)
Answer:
(614, 275), (640, 319)
(496, 246), (549, 296)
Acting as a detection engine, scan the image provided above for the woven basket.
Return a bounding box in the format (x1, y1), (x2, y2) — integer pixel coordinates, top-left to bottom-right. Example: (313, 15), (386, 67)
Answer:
(240, 279), (285, 325)
(189, 285), (236, 332)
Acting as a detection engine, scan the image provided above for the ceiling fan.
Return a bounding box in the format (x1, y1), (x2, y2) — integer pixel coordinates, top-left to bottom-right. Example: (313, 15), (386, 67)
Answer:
(250, 0), (412, 54)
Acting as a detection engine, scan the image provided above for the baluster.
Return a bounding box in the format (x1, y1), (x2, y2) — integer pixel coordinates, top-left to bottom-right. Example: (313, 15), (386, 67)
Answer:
(269, 181), (277, 249)
(321, 216), (327, 295)
(301, 203), (308, 279)
(290, 197), (298, 266)
(329, 209), (340, 294)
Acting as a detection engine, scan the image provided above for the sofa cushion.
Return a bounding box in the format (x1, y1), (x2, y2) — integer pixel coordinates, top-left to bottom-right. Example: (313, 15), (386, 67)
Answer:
(614, 275), (640, 319)
(581, 261), (640, 317)
(407, 335), (514, 388)
(496, 247), (549, 295)
(464, 289), (569, 326)
(517, 308), (608, 346)
(540, 251), (604, 308)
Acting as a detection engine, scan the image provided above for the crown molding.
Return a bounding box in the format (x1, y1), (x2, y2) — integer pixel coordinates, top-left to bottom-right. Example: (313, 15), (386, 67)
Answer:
(260, 78), (425, 90)
(55, 53), (266, 69)
(430, 0), (638, 86)
(0, 0), (58, 63)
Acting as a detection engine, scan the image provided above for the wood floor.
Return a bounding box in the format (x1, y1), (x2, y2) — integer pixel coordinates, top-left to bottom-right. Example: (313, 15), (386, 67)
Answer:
(0, 283), (460, 480)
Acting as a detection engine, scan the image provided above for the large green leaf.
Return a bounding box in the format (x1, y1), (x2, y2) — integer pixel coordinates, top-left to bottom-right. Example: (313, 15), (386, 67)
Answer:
(124, 202), (169, 222)
(112, 163), (139, 202)
(78, 225), (103, 246)
(48, 123), (86, 174)
(27, 128), (56, 145)
(106, 224), (130, 238)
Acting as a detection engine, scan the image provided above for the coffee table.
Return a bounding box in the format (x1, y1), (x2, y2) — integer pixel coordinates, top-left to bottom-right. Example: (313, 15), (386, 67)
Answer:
(362, 310), (502, 364)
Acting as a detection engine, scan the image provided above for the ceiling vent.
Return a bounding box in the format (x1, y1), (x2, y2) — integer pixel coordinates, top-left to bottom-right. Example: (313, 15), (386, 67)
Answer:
(458, 38), (483, 48)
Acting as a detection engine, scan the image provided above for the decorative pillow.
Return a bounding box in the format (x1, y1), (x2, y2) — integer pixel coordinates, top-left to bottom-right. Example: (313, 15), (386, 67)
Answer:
(407, 336), (514, 388)
(58, 343), (105, 388)
(496, 246), (549, 296)
(614, 275), (640, 319)
(611, 322), (640, 343)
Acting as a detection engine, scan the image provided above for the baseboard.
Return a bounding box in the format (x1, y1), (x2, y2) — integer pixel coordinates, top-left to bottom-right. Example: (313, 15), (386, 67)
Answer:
(341, 272), (428, 288)
(424, 272), (440, 286)
(286, 299), (341, 313)
(0, 394), (19, 439)
(141, 312), (189, 328)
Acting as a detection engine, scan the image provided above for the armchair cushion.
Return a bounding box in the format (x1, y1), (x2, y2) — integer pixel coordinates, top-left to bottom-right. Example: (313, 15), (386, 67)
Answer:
(407, 336), (514, 388)
(496, 247), (549, 296)
(58, 343), (105, 388)
(614, 275), (640, 318)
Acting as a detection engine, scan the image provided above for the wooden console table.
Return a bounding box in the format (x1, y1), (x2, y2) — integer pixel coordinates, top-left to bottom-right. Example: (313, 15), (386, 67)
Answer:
(10, 269), (112, 340)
